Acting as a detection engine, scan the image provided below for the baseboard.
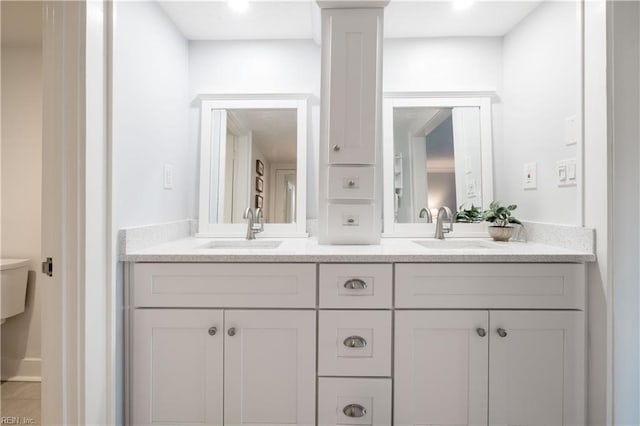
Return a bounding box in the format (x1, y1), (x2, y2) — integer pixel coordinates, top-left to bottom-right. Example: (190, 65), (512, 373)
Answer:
(1, 357), (41, 381)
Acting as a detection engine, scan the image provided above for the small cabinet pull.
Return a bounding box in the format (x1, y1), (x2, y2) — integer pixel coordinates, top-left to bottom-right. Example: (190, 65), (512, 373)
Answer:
(476, 328), (486, 337)
(497, 328), (508, 338)
(348, 180), (356, 187)
(333, 144), (341, 152)
(343, 335), (367, 348)
(343, 278), (367, 290)
(343, 403), (367, 418)
(208, 327), (217, 336)
(227, 327), (236, 337)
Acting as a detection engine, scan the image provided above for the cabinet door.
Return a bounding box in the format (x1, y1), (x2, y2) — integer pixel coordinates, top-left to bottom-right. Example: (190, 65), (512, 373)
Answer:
(394, 311), (489, 426)
(224, 310), (316, 426)
(132, 309), (223, 426)
(326, 8), (381, 165)
(489, 311), (584, 426)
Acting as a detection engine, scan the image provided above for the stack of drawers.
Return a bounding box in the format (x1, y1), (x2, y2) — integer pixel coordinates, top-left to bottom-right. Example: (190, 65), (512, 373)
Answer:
(317, 264), (393, 425)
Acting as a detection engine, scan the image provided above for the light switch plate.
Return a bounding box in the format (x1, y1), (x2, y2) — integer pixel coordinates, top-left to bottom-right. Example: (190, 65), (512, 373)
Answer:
(565, 115), (578, 146)
(557, 158), (577, 187)
(163, 164), (174, 189)
(523, 162), (537, 189)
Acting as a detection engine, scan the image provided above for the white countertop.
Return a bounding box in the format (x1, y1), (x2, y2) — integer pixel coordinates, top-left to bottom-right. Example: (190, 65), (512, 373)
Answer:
(121, 237), (595, 263)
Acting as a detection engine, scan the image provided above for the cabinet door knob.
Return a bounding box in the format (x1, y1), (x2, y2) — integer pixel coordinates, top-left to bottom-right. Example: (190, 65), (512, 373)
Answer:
(497, 328), (508, 338)
(348, 180), (356, 187)
(343, 278), (367, 290)
(343, 335), (367, 348)
(476, 328), (486, 337)
(343, 403), (367, 418)
(227, 327), (236, 337)
(333, 144), (341, 152)
(208, 326), (217, 336)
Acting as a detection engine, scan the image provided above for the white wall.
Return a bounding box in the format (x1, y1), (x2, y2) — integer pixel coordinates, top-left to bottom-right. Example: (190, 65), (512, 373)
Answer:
(113, 1), (193, 229)
(189, 40), (321, 218)
(610, 2), (640, 424)
(1, 46), (43, 380)
(497, 1), (579, 225)
(112, 2), (191, 423)
(383, 37), (503, 94)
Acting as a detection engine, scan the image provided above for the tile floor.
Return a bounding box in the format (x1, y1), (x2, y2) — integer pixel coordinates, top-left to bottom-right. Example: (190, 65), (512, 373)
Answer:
(1, 381), (41, 425)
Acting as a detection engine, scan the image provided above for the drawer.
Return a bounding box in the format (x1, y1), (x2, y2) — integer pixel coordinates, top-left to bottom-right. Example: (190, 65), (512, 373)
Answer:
(318, 310), (391, 377)
(328, 166), (375, 200)
(327, 204), (377, 244)
(319, 264), (392, 308)
(132, 263), (316, 308)
(318, 378), (391, 426)
(395, 263), (585, 309)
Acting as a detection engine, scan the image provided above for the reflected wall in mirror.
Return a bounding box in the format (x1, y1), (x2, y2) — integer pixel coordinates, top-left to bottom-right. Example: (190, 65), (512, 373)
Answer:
(383, 95), (493, 236)
(198, 96), (308, 237)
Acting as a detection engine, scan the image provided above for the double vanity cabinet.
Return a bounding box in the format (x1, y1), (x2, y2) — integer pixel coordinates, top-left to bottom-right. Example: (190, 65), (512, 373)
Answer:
(125, 259), (585, 426)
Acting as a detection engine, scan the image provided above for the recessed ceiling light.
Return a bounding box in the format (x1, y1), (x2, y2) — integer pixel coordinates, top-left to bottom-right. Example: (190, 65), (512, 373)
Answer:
(228, 0), (249, 13)
(452, 0), (475, 11)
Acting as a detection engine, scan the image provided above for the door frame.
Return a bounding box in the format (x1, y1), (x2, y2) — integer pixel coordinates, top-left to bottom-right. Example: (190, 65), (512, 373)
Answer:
(41, 1), (112, 425)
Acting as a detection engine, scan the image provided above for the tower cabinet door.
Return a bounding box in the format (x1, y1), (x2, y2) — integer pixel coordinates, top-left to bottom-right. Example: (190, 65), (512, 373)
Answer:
(224, 310), (316, 426)
(489, 311), (585, 426)
(394, 310), (489, 426)
(132, 309), (224, 426)
(325, 8), (381, 165)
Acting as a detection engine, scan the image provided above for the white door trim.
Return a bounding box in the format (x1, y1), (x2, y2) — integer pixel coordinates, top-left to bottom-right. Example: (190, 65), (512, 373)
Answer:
(42, 1), (111, 425)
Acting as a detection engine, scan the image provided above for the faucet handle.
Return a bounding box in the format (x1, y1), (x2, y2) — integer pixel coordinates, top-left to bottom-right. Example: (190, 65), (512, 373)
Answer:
(253, 208), (264, 233)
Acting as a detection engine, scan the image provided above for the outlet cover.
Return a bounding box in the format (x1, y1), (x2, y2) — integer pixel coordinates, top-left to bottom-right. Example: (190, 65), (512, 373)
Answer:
(523, 162), (537, 189)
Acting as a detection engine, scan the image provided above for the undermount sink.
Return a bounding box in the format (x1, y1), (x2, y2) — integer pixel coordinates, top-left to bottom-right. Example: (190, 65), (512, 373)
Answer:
(413, 240), (499, 250)
(205, 240), (283, 250)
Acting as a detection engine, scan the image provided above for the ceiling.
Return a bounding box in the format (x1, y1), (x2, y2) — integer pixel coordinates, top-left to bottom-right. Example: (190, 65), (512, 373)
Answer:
(159, 0), (543, 41)
(230, 109), (298, 164)
(1, 1), (42, 47)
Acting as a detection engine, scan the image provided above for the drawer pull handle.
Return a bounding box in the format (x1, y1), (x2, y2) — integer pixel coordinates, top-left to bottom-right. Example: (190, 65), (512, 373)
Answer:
(343, 278), (367, 290)
(476, 328), (486, 337)
(497, 328), (508, 338)
(208, 326), (217, 336)
(228, 327), (236, 337)
(343, 403), (367, 418)
(343, 335), (367, 348)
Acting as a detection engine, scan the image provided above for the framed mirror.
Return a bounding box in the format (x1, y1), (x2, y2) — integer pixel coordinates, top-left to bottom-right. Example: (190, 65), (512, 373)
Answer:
(383, 93), (494, 237)
(197, 95), (309, 237)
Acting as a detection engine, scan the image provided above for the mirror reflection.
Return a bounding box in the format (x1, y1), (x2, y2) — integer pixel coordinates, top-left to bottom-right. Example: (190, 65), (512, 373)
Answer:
(208, 108), (297, 224)
(393, 106), (482, 224)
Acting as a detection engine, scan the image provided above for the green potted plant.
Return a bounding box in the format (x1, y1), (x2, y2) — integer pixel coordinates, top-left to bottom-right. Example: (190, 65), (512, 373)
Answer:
(482, 201), (522, 241)
(454, 204), (483, 223)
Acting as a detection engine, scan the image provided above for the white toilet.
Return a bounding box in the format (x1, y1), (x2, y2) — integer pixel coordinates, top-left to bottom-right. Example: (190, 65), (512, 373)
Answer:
(1, 258), (30, 324)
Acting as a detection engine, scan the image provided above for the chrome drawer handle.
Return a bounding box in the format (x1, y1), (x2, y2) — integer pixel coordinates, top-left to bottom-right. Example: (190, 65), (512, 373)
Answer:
(208, 326), (217, 336)
(476, 328), (486, 337)
(497, 328), (507, 338)
(343, 278), (367, 290)
(343, 335), (367, 348)
(343, 403), (367, 418)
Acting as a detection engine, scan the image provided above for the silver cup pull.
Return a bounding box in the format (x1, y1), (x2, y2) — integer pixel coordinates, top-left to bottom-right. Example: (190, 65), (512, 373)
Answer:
(333, 144), (341, 152)
(497, 328), (508, 338)
(476, 328), (486, 337)
(343, 278), (367, 290)
(228, 327), (236, 337)
(208, 326), (217, 336)
(343, 335), (367, 348)
(343, 403), (367, 418)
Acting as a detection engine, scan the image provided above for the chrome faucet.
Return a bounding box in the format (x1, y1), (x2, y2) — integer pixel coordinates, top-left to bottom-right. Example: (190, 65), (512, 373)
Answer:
(243, 207), (264, 240)
(418, 207), (433, 223)
(434, 206), (453, 239)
